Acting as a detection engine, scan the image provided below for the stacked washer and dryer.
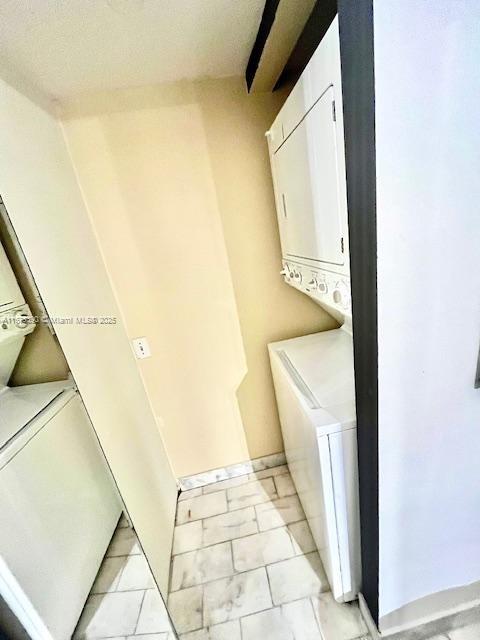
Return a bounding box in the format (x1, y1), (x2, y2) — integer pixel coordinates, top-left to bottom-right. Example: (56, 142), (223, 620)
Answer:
(0, 237), (121, 639)
(267, 17), (361, 603)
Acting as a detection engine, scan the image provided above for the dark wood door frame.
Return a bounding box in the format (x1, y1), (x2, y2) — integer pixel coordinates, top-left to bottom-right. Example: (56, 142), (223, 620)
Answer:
(337, 0), (378, 624)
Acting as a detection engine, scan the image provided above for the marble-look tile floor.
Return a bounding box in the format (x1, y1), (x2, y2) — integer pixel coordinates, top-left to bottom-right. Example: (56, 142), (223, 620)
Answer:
(73, 466), (480, 640)
(169, 464), (370, 640)
(74, 515), (175, 640)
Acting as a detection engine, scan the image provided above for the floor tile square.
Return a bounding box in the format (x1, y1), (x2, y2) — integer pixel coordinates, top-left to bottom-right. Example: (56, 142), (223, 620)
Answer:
(241, 607), (293, 640)
(118, 513), (130, 528)
(255, 495), (305, 531)
(130, 635), (171, 640)
(241, 598), (321, 640)
(106, 527), (141, 557)
(267, 552), (329, 604)
(173, 521), (203, 555)
(274, 473), (296, 497)
(232, 527), (294, 572)
(179, 619), (241, 639)
(136, 588), (173, 634)
(311, 593), (368, 640)
(226, 478), (277, 510)
(179, 488), (203, 502)
(74, 591), (144, 638)
(168, 585), (203, 634)
(203, 568), (272, 626)
(288, 520), (317, 555)
(202, 507), (257, 546)
(249, 464), (289, 481)
(171, 542), (234, 591)
(91, 556), (126, 594)
(203, 476), (248, 494)
(117, 554), (155, 591)
(177, 492), (228, 524)
(282, 599), (323, 639)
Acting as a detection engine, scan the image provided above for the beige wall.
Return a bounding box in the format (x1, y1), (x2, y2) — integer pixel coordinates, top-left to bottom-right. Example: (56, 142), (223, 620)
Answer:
(0, 75), (178, 596)
(60, 77), (336, 477)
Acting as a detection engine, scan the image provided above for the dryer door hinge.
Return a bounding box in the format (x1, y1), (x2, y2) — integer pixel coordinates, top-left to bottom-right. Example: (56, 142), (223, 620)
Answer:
(331, 100), (337, 122)
(341, 236), (345, 253)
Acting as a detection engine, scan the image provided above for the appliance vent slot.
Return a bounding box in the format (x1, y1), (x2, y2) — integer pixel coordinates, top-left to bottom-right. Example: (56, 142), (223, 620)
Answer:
(277, 350), (320, 410)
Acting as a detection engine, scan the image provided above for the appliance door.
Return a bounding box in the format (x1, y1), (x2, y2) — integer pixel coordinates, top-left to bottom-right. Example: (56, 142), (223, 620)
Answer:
(269, 350), (360, 602)
(0, 393), (121, 640)
(274, 85), (345, 267)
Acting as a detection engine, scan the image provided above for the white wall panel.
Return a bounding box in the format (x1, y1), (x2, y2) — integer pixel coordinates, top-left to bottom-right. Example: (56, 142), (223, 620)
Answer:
(374, 0), (480, 626)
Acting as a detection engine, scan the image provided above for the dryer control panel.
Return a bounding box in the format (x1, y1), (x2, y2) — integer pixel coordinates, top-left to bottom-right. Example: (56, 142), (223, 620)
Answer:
(282, 259), (351, 321)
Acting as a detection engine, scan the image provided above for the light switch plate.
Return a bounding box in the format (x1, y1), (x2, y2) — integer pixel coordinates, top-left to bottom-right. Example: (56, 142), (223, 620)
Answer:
(132, 336), (151, 359)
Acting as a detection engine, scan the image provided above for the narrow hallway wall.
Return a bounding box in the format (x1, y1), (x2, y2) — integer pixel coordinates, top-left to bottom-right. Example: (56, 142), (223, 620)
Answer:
(0, 75), (178, 596)
(60, 78), (335, 477)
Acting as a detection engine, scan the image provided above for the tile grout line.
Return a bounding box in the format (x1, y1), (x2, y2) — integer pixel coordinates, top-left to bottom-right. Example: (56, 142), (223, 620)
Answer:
(93, 586), (158, 596)
(133, 588), (147, 635)
(263, 562), (275, 609)
(173, 517), (310, 557)
(272, 474), (280, 496)
(308, 595), (324, 637)
(169, 549), (321, 594)
(229, 539), (235, 575)
(176, 490), (303, 526)
(113, 551), (130, 593)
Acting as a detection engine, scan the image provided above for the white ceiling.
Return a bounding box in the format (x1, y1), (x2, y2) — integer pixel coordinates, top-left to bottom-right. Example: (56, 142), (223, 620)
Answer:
(0, 0), (264, 100)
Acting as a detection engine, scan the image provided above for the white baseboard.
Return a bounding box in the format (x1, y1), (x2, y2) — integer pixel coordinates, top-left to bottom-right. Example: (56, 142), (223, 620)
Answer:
(359, 583), (480, 640)
(178, 452), (286, 491)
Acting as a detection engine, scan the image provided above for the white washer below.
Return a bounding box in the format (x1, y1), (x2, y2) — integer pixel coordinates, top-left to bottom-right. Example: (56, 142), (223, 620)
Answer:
(0, 381), (121, 640)
(268, 328), (361, 602)
(0, 380), (73, 458)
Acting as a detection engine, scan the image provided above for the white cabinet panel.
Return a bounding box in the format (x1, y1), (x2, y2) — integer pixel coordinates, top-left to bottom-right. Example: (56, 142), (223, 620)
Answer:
(275, 85), (344, 267)
(0, 394), (121, 640)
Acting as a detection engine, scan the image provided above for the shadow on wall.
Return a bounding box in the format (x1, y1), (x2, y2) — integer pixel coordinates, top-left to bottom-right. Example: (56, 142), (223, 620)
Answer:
(0, 213), (70, 386)
(195, 78), (337, 460)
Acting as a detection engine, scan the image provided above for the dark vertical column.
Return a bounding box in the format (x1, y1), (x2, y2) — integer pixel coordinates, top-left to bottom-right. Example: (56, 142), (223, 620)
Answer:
(337, 0), (379, 624)
(246, 0), (281, 91)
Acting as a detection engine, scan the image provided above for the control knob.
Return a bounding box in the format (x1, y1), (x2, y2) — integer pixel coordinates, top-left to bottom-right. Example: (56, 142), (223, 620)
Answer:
(281, 264), (291, 282)
(14, 310), (31, 329)
(333, 281), (350, 309)
(317, 280), (328, 294)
